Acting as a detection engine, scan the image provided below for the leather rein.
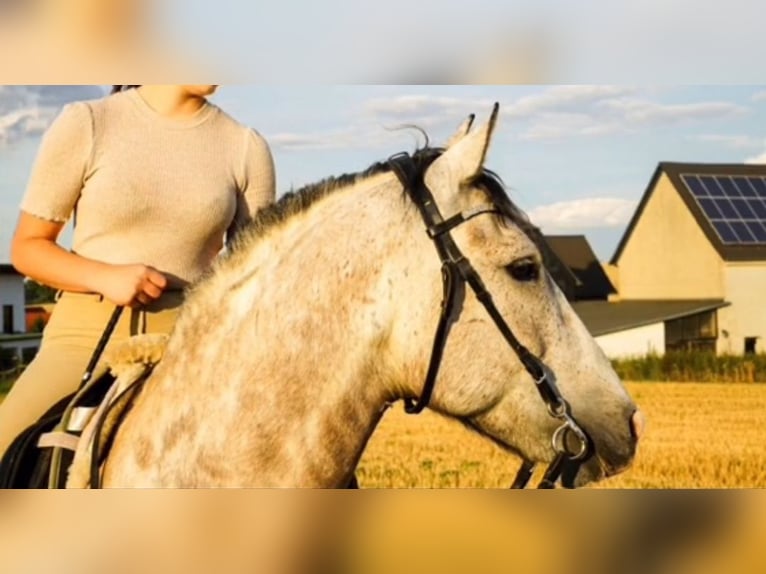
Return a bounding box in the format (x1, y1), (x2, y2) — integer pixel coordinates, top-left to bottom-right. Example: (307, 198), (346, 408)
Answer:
(389, 152), (594, 489)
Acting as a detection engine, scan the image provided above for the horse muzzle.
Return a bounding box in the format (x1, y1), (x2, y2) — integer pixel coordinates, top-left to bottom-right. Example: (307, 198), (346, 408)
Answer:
(591, 407), (645, 482)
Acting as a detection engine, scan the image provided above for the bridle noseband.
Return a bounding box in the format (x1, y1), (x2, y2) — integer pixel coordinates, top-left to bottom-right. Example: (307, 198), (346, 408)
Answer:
(389, 152), (594, 489)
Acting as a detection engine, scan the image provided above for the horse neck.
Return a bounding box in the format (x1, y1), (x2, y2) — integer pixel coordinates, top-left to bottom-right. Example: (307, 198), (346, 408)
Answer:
(160, 173), (426, 486)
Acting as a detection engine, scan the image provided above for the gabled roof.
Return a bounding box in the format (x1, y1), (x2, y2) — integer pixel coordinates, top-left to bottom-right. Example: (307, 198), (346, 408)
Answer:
(572, 299), (731, 337)
(526, 227), (582, 300)
(545, 235), (616, 300)
(611, 162), (766, 264)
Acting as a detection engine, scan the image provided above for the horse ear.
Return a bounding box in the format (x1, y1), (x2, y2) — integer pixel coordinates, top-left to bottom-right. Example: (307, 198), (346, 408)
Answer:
(425, 103), (500, 208)
(445, 114), (475, 149)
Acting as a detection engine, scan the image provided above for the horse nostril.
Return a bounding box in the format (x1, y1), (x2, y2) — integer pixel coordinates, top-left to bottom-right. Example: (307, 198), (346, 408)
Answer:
(629, 409), (645, 441)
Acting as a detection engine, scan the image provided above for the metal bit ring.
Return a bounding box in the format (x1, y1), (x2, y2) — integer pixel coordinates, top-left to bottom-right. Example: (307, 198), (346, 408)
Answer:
(551, 415), (590, 460)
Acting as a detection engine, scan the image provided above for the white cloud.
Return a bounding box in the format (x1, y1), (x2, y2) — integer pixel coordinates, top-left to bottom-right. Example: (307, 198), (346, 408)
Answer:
(506, 85), (637, 117)
(361, 86), (635, 129)
(364, 86), (635, 119)
(690, 134), (764, 149)
(519, 112), (623, 141)
(268, 131), (358, 151)
(363, 95), (486, 121)
(360, 87), (748, 144)
(520, 98), (746, 141)
(751, 90), (766, 102)
(0, 86), (104, 146)
(745, 151), (766, 164)
(273, 88), (632, 150)
(528, 197), (638, 230)
(596, 98), (745, 124)
(266, 86), (753, 151)
(267, 123), (427, 152)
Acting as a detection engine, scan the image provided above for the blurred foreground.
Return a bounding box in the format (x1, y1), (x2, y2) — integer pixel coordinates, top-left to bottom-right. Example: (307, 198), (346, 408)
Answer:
(0, 490), (763, 574)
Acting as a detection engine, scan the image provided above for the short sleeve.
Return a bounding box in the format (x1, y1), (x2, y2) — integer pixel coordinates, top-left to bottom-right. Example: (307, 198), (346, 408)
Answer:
(228, 128), (276, 241)
(19, 102), (93, 223)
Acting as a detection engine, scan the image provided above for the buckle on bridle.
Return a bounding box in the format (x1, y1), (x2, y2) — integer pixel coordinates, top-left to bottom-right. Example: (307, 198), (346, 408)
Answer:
(551, 416), (590, 461)
(544, 396), (589, 461)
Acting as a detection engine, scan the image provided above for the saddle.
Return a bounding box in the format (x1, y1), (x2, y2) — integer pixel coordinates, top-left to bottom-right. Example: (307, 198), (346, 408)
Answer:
(0, 334), (168, 489)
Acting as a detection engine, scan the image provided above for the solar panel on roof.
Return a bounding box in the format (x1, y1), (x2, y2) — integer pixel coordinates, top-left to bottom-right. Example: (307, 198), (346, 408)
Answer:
(732, 177), (758, 198)
(748, 222), (766, 241)
(749, 177), (766, 198)
(680, 174), (766, 246)
(685, 176), (709, 198)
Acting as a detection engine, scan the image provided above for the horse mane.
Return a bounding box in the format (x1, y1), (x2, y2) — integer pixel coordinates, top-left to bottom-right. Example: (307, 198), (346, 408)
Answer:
(189, 141), (549, 297)
(234, 145), (538, 250)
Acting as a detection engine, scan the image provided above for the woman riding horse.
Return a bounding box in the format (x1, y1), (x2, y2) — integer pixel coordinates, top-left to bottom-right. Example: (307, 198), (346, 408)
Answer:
(0, 85), (276, 458)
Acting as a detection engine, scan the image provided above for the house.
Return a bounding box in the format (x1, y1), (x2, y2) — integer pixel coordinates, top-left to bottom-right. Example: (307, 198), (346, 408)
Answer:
(0, 264), (42, 366)
(541, 234), (730, 357)
(544, 235), (617, 300)
(0, 264), (24, 336)
(607, 162), (766, 356)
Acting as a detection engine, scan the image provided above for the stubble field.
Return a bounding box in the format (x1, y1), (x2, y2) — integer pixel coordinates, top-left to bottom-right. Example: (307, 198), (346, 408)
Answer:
(357, 382), (766, 488)
(1, 381), (764, 488)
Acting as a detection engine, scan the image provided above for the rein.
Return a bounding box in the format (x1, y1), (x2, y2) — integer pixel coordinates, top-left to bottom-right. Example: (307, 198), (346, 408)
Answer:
(388, 152), (593, 489)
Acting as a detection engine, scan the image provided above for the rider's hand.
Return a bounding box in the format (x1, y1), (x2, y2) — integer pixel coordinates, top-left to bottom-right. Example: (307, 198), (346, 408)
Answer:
(93, 263), (168, 307)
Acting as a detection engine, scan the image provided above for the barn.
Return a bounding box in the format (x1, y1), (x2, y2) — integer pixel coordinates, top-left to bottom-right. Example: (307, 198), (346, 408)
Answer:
(541, 234), (728, 358)
(549, 162), (766, 358)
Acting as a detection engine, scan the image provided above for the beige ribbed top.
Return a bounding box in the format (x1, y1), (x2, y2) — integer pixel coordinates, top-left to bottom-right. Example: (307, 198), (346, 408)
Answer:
(20, 88), (276, 286)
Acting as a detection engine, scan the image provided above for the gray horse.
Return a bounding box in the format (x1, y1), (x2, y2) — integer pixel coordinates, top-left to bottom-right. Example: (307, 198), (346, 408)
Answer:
(69, 106), (642, 488)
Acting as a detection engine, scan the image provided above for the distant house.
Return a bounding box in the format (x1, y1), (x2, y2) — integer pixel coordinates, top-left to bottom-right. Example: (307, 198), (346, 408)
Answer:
(0, 264), (42, 366)
(0, 265), (24, 336)
(545, 235), (617, 300)
(542, 232), (730, 358)
(607, 162), (766, 356)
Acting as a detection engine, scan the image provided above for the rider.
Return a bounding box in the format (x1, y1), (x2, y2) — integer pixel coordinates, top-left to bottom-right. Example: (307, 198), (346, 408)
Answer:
(0, 85), (276, 458)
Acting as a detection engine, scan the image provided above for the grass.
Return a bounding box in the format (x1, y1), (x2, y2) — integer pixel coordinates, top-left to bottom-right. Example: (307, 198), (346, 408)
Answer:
(357, 382), (766, 489)
(2, 379), (764, 488)
(612, 351), (766, 382)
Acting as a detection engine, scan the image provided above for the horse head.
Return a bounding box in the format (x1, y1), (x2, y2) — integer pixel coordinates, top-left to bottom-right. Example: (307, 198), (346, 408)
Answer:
(394, 104), (642, 486)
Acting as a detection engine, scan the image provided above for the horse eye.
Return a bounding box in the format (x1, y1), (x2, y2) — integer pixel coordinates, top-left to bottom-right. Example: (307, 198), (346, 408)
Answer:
(507, 258), (540, 282)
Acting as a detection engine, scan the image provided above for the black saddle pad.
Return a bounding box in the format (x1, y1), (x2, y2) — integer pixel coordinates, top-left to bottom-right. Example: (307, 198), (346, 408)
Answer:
(0, 372), (116, 489)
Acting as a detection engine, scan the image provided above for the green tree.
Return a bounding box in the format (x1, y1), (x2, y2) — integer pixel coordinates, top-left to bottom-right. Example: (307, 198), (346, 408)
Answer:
(24, 279), (57, 305)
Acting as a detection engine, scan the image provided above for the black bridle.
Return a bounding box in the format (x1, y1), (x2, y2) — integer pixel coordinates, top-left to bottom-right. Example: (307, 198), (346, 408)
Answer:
(389, 152), (594, 489)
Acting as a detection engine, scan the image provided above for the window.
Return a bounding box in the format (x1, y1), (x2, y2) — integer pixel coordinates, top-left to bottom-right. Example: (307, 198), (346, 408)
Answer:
(665, 310), (718, 352)
(2, 305), (13, 334)
(745, 337), (758, 355)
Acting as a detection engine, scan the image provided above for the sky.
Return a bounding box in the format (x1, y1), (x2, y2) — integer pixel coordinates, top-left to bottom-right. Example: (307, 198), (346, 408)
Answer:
(1, 84), (766, 263)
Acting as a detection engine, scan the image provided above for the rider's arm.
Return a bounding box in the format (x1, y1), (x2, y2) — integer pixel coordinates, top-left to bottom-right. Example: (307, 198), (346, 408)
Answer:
(11, 102), (166, 307)
(226, 128), (276, 246)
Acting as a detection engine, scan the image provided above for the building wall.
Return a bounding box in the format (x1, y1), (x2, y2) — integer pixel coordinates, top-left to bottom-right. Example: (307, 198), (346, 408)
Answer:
(616, 173), (724, 299)
(603, 263), (621, 301)
(0, 274), (26, 334)
(717, 263), (766, 355)
(595, 323), (665, 359)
